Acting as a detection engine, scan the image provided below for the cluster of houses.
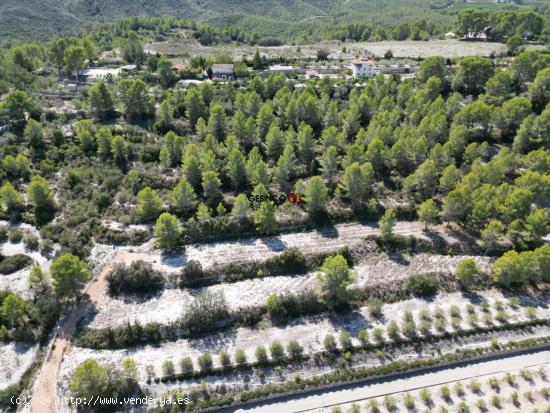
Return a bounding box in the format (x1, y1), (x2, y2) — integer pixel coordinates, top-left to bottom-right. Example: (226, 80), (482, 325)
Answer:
(78, 59), (416, 85)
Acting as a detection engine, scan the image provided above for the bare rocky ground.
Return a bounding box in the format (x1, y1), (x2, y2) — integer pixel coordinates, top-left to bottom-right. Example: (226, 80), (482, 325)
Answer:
(85, 253), (493, 329)
(0, 342), (39, 391)
(57, 288), (550, 400)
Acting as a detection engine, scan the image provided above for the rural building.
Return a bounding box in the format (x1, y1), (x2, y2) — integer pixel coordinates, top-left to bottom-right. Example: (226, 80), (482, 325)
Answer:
(349, 60), (380, 78)
(212, 64), (235, 80)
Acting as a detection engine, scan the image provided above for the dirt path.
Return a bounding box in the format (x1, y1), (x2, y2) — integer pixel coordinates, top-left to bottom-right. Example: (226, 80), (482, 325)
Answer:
(29, 251), (145, 413)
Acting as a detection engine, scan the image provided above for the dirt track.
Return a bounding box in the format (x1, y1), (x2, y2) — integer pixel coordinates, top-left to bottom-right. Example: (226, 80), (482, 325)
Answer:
(28, 251), (143, 413)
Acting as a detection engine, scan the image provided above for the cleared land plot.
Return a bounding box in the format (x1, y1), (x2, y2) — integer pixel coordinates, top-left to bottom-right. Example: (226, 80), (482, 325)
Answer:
(86, 253), (492, 329)
(61, 289), (550, 390)
(145, 39), (509, 60)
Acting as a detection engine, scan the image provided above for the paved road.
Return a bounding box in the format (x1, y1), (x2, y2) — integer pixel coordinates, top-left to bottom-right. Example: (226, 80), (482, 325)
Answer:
(218, 348), (550, 413)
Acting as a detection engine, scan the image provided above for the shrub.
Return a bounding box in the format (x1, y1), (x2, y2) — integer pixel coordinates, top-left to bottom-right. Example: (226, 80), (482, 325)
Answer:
(366, 399), (380, 413)
(387, 321), (400, 341)
(406, 273), (437, 297)
(235, 348), (247, 366)
(286, 340), (303, 360)
(264, 247), (307, 275)
(455, 258), (480, 287)
(419, 319), (431, 335)
(404, 394), (415, 410)
(372, 328), (384, 343)
(457, 401), (469, 413)
(367, 298), (384, 318)
(179, 357), (193, 374)
(23, 234), (39, 250)
(440, 385), (451, 401)
(197, 353), (213, 372)
(339, 331), (353, 351)
(491, 394), (501, 408)
(419, 388), (432, 406)
(162, 360), (175, 376)
(468, 379), (481, 394)
(270, 340), (285, 361)
(106, 260), (164, 295)
(179, 260), (206, 287)
(255, 345), (268, 363)
(402, 320), (417, 338)
(383, 395), (397, 412)
(449, 305), (461, 319)
(324, 334), (337, 352)
(488, 376), (499, 391)
(219, 350), (231, 368)
(0, 254), (33, 274)
(8, 229), (23, 243)
(358, 329), (368, 346)
(181, 291), (229, 333)
(454, 382), (465, 396)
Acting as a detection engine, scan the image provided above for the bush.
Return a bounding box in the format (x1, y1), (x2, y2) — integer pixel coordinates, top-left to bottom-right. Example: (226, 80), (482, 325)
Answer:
(0, 254), (32, 274)
(162, 360), (175, 376)
(406, 273), (437, 297)
(8, 229), (23, 243)
(179, 260), (207, 287)
(106, 260), (164, 295)
(255, 345), (268, 363)
(219, 350), (231, 368)
(264, 247), (307, 275)
(286, 340), (303, 360)
(23, 234), (39, 250)
(181, 291), (229, 333)
(367, 298), (384, 318)
(387, 321), (400, 341)
(358, 329), (368, 346)
(180, 357), (193, 374)
(339, 331), (353, 351)
(324, 334), (337, 352)
(197, 353), (213, 372)
(270, 340), (285, 361)
(235, 348), (247, 366)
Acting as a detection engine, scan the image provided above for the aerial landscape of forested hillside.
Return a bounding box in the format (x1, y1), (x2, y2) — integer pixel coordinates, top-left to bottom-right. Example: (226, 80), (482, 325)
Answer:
(0, 1), (549, 412)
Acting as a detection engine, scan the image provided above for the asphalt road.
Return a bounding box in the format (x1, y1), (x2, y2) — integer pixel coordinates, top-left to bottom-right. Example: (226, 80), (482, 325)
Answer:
(216, 348), (550, 413)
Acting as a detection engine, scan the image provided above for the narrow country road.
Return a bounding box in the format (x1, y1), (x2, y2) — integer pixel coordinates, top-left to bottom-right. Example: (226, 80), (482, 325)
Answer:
(217, 348), (550, 413)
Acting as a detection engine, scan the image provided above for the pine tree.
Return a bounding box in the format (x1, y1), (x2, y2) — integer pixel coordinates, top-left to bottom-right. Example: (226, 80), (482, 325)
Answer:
(254, 201), (278, 234)
(305, 176), (328, 215)
(154, 213), (182, 250)
(96, 127), (112, 161)
(184, 88), (206, 129)
(320, 146), (339, 185)
(418, 199), (439, 229)
(339, 162), (374, 205)
(202, 170), (222, 207)
(171, 178), (197, 216)
(225, 148), (247, 189)
(136, 187), (162, 223)
(379, 208), (397, 240)
(208, 103), (227, 140)
(232, 193), (250, 221)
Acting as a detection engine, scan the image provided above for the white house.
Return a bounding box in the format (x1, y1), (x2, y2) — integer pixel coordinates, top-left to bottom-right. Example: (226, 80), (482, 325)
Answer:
(349, 60), (380, 78)
(212, 64), (235, 81)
